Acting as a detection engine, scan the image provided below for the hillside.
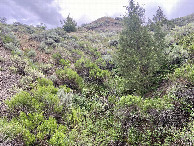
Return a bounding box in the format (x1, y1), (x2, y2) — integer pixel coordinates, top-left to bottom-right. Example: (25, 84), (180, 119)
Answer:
(82, 17), (123, 32)
(171, 13), (194, 27)
(0, 12), (193, 145)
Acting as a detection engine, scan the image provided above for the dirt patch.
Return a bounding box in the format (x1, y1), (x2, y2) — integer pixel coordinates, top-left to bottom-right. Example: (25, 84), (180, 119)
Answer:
(0, 47), (21, 116)
(16, 33), (51, 63)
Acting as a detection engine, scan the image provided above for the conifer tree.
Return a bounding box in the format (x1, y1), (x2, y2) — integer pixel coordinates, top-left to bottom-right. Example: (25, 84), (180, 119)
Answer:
(62, 15), (77, 33)
(116, 0), (165, 95)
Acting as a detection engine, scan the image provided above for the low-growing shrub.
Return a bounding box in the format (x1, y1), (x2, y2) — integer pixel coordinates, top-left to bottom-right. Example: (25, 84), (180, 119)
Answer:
(56, 67), (83, 90)
(5, 78), (72, 117)
(27, 49), (36, 58)
(170, 64), (194, 84)
(117, 95), (173, 114)
(75, 57), (111, 82)
(59, 59), (71, 67)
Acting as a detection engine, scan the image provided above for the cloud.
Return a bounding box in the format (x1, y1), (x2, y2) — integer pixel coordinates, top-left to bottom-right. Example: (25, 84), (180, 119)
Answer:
(169, 0), (194, 18)
(0, 0), (193, 28)
(0, 0), (63, 28)
(55, 0), (128, 25)
(55, 0), (189, 25)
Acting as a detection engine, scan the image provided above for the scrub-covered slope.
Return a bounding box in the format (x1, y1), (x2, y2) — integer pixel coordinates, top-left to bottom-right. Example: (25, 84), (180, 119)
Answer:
(0, 12), (193, 145)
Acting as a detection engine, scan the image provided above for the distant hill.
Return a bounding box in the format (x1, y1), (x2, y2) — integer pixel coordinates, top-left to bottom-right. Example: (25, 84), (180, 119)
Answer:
(170, 13), (194, 27)
(82, 17), (123, 32)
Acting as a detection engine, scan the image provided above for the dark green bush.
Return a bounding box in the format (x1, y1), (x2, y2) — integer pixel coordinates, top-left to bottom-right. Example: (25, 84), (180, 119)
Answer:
(56, 67), (83, 90)
(75, 57), (110, 82)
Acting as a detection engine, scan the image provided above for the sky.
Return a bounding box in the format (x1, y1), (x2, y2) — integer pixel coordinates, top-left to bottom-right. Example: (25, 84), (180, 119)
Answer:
(0, 0), (193, 28)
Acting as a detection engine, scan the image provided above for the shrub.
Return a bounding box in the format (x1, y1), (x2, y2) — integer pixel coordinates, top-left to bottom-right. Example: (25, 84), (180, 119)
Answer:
(56, 67), (83, 90)
(59, 59), (71, 67)
(19, 76), (34, 90)
(27, 49), (36, 58)
(1, 112), (67, 145)
(117, 95), (173, 114)
(164, 44), (189, 66)
(38, 63), (53, 74)
(170, 64), (194, 84)
(2, 35), (13, 43)
(75, 57), (110, 82)
(37, 78), (53, 86)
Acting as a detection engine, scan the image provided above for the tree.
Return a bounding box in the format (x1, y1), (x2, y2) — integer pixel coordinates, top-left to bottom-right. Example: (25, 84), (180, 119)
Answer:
(0, 17), (7, 24)
(62, 15), (77, 33)
(116, 0), (165, 95)
(152, 7), (167, 53)
(153, 6), (167, 24)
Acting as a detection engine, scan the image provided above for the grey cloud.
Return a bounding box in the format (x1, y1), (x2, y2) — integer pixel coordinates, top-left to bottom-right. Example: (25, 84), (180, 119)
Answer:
(0, 0), (64, 28)
(169, 0), (194, 19)
(0, 0), (193, 28)
(76, 15), (92, 26)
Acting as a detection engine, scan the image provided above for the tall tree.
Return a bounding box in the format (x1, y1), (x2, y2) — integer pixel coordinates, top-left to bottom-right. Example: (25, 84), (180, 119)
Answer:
(153, 6), (167, 24)
(62, 14), (77, 33)
(116, 0), (164, 95)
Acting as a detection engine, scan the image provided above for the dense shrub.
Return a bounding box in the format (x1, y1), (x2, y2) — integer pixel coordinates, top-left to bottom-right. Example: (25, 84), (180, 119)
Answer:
(56, 67), (83, 90)
(170, 64), (194, 84)
(75, 57), (110, 83)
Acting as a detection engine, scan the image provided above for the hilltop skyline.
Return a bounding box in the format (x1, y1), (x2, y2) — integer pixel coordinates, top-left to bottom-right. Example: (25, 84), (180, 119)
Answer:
(0, 0), (193, 28)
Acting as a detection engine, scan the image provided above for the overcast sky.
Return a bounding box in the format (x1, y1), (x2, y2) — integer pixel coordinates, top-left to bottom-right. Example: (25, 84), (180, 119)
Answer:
(0, 0), (193, 28)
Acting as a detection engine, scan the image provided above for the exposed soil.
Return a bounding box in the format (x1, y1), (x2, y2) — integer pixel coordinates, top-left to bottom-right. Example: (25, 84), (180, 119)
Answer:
(0, 46), (21, 116)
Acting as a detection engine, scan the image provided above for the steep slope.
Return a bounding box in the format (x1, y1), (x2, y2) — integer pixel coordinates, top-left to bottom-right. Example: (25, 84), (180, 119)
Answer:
(0, 14), (193, 145)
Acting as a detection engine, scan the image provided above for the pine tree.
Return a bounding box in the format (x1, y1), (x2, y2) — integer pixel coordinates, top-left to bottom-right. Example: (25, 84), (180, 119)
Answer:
(153, 6), (167, 24)
(116, 0), (164, 95)
(62, 15), (77, 33)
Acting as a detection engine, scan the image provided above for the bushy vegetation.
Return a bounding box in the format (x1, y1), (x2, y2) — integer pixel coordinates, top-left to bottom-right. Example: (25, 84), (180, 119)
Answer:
(0, 0), (193, 145)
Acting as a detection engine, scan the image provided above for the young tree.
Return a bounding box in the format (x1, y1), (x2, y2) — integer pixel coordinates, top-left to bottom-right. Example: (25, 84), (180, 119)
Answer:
(116, 0), (165, 95)
(0, 17), (7, 24)
(153, 6), (167, 24)
(62, 15), (77, 33)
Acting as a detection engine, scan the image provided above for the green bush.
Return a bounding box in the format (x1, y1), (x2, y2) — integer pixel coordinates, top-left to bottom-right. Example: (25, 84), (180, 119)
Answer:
(37, 78), (53, 86)
(75, 57), (110, 82)
(170, 64), (194, 83)
(117, 95), (173, 114)
(27, 49), (36, 58)
(1, 112), (67, 145)
(1, 79), (73, 145)
(6, 82), (64, 116)
(59, 59), (71, 67)
(56, 67), (83, 90)
(2, 35), (13, 43)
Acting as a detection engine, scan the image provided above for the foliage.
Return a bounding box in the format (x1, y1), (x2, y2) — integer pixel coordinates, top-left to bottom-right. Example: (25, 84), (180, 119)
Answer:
(59, 59), (71, 67)
(56, 67), (84, 90)
(118, 95), (173, 113)
(116, 0), (166, 95)
(27, 49), (36, 58)
(170, 64), (194, 84)
(0, 8), (193, 146)
(75, 57), (111, 83)
(62, 15), (77, 33)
